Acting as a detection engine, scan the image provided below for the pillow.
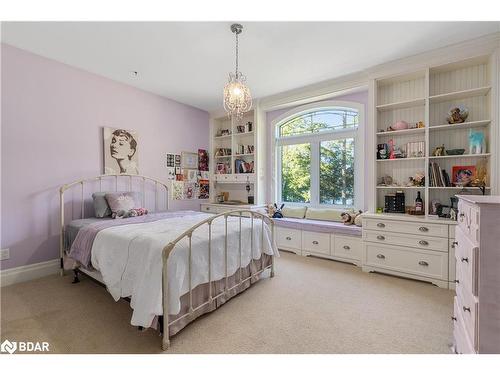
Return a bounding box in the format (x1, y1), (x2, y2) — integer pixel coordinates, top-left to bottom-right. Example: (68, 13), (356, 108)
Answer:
(305, 208), (346, 222)
(105, 192), (142, 216)
(281, 206), (307, 219)
(92, 192), (112, 218)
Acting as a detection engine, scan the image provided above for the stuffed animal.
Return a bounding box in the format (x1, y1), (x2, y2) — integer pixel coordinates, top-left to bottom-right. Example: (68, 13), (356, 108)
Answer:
(353, 210), (363, 227)
(341, 212), (354, 225)
(266, 204), (276, 218)
(112, 207), (148, 219)
(341, 210), (363, 226)
(272, 203), (284, 219)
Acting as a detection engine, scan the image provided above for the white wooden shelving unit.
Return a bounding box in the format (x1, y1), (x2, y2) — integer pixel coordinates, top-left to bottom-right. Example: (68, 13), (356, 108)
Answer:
(209, 110), (259, 203)
(372, 55), (496, 218)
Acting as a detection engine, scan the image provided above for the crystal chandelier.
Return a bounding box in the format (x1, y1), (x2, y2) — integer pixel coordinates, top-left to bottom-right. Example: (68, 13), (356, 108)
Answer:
(223, 23), (252, 124)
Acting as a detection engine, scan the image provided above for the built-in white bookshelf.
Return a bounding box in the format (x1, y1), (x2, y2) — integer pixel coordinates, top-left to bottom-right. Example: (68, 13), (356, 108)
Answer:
(373, 55), (496, 218)
(209, 110), (258, 203)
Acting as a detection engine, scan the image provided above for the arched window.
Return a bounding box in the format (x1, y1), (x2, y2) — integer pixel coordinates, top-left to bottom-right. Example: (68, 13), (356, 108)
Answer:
(273, 101), (363, 208)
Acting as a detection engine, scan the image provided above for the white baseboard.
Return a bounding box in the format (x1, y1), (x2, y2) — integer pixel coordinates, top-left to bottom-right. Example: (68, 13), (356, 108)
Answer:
(0, 259), (60, 287)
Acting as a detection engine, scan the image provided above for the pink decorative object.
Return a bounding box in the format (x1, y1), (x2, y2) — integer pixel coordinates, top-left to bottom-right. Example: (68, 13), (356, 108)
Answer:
(391, 120), (409, 131)
(388, 139), (395, 159)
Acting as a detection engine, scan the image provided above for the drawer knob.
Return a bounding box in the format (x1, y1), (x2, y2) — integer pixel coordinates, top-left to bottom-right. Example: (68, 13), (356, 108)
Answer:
(461, 257), (469, 263)
(286, 237), (291, 241)
(343, 245), (350, 250)
(452, 241), (458, 248)
(376, 235), (385, 240)
(376, 254), (385, 259)
(419, 226), (429, 232)
(377, 223), (385, 228)
(312, 240), (319, 245)
(419, 240), (429, 246)
(418, 260), (429, 266)
(454, 279), (460, 284)
(463, 306), (471, 313)
(451, 316), (457, 321)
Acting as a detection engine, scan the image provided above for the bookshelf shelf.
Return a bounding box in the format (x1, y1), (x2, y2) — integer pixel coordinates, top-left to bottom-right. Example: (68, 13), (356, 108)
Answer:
(376, 98), (425, 112)
(376, 128), (425, 136)
(429, 86), (491, 104)
(376, 157), (425, 162)
(429, 120), (491, 132)
(429, 153), (490, 159)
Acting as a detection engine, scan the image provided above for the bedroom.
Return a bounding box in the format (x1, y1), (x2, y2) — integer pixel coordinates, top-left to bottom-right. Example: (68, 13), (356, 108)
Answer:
(1, 0), (499, 371)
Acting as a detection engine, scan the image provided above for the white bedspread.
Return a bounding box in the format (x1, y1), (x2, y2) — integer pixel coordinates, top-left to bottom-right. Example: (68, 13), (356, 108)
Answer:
(90, 212), (278, 327)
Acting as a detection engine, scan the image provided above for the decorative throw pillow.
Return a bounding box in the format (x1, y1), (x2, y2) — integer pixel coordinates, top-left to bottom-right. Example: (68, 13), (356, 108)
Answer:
(281, 206), (307, 219)
(111, 207), (148, 219)
(105, 192), (142, 217)
(305, 208), (346, 222)
(92, 192), (112, 218)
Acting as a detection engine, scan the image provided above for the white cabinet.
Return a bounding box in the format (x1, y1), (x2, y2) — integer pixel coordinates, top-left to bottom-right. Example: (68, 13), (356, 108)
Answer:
(275, 227), (302, 254)
(333, 235), (362, 263)
(302, 231), (330, 255)
(452, 195), (500, 354)
(362, 214), (453, 288)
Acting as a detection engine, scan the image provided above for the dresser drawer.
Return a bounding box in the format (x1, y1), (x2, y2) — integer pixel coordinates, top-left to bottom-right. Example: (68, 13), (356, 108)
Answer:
(302, 231), (330, 255)
(276, 227), (302, 251)
(365, 242), (448, 280)
(456, 280), (478, 350)
(364, 230), (448, 252)
(201, 204), (218, 213)
(449, 240), (456, 283)
(453, 297), (476, 354)
(364, 218), (448, 238)
(454, 226), (479, 296)
(457, 200), (480, 244)
(332, 235), (361, 261)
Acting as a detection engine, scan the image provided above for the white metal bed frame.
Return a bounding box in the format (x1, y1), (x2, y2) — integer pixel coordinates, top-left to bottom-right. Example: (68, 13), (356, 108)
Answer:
(59, 174), (275, 350)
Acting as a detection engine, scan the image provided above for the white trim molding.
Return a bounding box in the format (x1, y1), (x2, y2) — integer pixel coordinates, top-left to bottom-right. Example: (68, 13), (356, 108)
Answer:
(0, 259), (60, 287)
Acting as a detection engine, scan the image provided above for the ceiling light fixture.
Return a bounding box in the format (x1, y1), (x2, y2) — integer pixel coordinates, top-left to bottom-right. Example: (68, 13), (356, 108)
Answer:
(223, 23), (252, 124)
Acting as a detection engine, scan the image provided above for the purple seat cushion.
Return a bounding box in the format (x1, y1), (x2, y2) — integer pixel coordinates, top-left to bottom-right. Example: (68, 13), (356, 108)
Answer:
(273, 217), (362, 237)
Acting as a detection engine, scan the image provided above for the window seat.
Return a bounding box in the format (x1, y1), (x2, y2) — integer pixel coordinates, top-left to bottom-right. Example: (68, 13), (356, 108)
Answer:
(273, 217), (362, 237)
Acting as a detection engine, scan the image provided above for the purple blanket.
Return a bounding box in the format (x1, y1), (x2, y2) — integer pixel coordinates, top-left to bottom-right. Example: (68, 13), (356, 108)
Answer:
(68, 211), (204, 268)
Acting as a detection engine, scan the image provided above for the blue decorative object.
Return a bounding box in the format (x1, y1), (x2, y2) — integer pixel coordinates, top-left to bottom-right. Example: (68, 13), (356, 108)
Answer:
(469, 130), (485, 154)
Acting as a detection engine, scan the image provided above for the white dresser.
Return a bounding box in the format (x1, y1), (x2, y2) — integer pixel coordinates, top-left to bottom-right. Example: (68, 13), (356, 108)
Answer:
(452, 195), (500, 354)
(362, 213), (456, 289)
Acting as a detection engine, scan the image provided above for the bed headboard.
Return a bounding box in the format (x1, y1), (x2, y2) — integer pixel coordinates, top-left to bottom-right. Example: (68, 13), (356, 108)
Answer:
(59, 174), (169, 270)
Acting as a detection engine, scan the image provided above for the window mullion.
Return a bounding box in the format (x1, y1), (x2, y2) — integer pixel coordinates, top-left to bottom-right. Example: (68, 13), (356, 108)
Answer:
(310, 141), (320, 205)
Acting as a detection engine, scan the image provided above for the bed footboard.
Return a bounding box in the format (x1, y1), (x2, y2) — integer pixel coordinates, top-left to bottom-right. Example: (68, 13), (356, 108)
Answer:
(160, 210), (275, 350)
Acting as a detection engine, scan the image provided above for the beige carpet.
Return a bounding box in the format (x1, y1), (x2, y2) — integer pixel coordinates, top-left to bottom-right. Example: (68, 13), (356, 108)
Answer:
(1, 252), (454, 354)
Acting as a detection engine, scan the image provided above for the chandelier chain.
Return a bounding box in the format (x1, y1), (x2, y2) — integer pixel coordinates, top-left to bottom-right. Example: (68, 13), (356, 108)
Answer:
(235, 31), (239, 76)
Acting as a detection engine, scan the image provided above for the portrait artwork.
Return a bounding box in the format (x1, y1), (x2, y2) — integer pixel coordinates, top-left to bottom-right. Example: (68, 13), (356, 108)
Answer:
(103, 127), (139, 175)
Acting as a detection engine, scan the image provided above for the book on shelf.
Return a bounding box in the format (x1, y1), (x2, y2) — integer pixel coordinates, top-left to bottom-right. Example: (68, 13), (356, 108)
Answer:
(429, 162), (452, 187)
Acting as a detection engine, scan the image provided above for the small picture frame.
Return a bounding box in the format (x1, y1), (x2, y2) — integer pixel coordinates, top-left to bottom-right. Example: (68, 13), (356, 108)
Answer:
(181, 152), (198, 169)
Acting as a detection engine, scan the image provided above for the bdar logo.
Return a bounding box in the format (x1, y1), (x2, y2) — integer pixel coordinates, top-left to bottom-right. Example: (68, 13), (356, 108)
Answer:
(1, 339), (17, 354)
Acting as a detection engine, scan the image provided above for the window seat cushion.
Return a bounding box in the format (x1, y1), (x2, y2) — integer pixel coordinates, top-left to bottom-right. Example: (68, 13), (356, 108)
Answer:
(273, 217), (362, 237)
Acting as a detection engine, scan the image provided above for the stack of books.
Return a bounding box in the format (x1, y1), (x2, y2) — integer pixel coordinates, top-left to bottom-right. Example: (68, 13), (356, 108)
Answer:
(429, 162), (451, 187)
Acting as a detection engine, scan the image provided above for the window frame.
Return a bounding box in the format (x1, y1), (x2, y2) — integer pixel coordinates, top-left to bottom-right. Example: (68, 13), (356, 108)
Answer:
(272, 100), (365, 209)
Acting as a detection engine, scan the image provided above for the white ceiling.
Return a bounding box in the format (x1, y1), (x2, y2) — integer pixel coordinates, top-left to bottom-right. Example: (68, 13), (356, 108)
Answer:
(2, 22), (499, 111)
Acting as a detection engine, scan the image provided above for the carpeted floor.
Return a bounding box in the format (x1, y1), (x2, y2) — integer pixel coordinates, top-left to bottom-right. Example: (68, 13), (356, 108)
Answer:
(0, 252), (454, 354)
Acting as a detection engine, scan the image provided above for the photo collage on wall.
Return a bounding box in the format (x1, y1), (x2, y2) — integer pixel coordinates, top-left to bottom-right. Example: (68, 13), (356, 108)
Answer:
(167, 149), (209, 200)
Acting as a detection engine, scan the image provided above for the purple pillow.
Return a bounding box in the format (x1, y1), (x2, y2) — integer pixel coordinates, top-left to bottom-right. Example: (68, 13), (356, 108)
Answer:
(104, 192), (142, 215)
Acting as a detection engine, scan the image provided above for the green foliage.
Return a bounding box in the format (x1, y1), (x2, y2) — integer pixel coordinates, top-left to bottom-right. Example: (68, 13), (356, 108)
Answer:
(320, 139), (354, 206)
(281, 143), (311, 203)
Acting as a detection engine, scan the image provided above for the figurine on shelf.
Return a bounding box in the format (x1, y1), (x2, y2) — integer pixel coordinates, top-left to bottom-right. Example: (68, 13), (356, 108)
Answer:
(380, 175), (393, 186)
(432, 144), (445, 156)
(408, 171), (425, 186)
(416, 121), (425, 128)
(447, 105), (469, 124)
(388, 139), (395, 159)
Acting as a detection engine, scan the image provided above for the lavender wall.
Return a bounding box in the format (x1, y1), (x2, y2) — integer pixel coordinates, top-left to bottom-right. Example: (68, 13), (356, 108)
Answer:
(0, 44), (209, 270)
(265, 91), (369, 207)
